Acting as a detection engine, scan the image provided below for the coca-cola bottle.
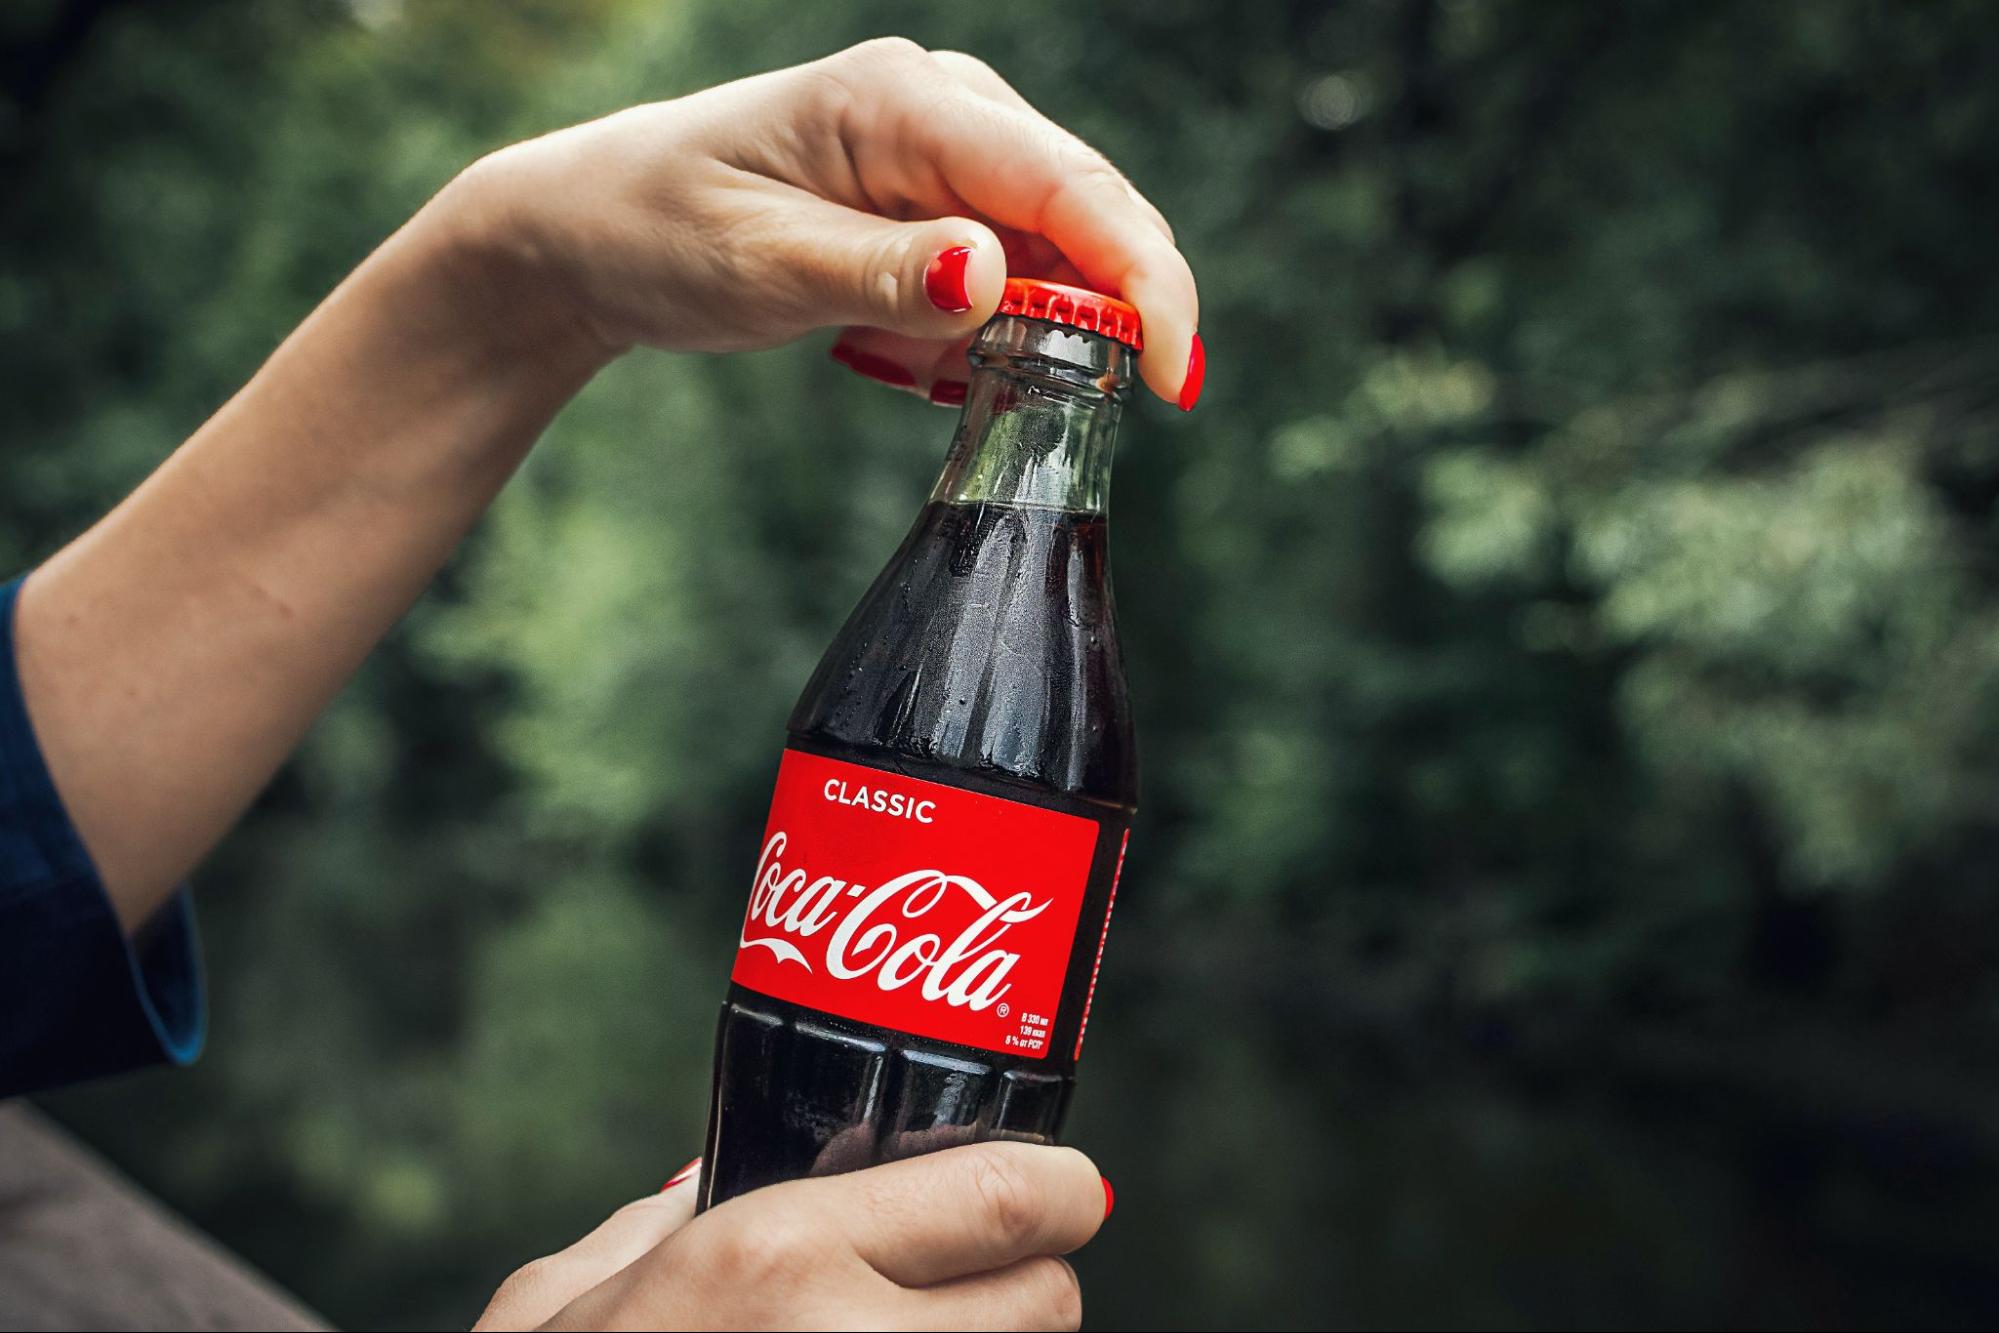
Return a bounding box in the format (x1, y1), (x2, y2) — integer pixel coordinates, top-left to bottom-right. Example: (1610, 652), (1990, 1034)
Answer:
(697, 279), (1143, 1210)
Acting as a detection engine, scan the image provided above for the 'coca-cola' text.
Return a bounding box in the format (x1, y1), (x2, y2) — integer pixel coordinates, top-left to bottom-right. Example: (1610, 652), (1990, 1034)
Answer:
(730, 750), (1100, 1057)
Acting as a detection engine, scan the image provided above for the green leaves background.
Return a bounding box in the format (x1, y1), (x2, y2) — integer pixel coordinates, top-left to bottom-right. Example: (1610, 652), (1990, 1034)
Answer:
(9, 1), (1999, 1326)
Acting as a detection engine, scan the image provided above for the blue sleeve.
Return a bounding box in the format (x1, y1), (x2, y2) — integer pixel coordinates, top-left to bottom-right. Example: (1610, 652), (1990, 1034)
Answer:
(0, 575), (204, 1098)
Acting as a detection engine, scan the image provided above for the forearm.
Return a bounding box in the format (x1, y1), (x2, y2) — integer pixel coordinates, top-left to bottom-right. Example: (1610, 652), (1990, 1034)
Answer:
(15, 189), (608, 932)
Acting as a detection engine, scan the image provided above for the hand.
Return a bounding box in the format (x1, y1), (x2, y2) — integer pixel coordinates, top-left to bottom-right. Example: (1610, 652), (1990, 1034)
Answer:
(474, 1144), (1107, 1331)
(440, 37), (1201, 407)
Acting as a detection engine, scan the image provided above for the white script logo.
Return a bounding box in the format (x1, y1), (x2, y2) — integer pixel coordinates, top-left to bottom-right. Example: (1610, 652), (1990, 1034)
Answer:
(737, 832), (1050, 1011)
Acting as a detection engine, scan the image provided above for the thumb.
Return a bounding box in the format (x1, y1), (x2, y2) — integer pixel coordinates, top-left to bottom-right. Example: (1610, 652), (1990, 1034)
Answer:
(775, 204), (1005, 338)
(813, 1142), (1106, 1287)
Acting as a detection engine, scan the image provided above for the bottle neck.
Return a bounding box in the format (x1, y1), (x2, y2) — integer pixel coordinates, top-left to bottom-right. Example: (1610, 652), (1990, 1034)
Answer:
(929, 315), (1134, 514)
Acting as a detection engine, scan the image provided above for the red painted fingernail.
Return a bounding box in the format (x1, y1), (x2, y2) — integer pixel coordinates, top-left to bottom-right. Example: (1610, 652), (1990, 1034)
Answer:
(659, 1157), (701, 1192)
(1177, 332), (1206, 412)
(1101, 1177), (1115, 1219)
(929, 379), (968, 407)
(924, 245), (975, 313)
(830, 343), (917, 389)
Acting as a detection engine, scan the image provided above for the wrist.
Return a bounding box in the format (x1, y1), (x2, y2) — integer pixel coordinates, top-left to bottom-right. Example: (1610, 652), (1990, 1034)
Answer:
(410, 150), (625, 378)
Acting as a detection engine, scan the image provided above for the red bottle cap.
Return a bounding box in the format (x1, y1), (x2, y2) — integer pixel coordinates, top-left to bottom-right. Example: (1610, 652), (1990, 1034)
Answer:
(996, 278), (1143, 352)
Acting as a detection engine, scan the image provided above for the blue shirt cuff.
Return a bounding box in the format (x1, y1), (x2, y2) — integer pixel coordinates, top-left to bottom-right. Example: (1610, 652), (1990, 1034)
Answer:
(0, 575), (205, 1099)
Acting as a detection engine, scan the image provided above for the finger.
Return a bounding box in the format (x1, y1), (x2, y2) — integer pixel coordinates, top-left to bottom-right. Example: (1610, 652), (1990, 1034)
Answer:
(475, 1172), (699, 1331)
(825, 1142), (1106, 1287)
(830, 327), (976, 404)
(562, 1175), (702, 1272)
(1029, 157), (1199, 405)
(927, 50), (1175, 246)
(926, 50), (1039, 114)
(757, 185), (1007, 342)
(828, 50), (1199, 403)
(990, 229), (1092, 289)
(906, 98), (1195, 403)
(906, 1255), (1084, 1332)
(822, 227), (1091, 406)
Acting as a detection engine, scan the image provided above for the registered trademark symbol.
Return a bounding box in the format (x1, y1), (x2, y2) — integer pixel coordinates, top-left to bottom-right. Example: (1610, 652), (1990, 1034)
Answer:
(996, 1002), (1011, 1018)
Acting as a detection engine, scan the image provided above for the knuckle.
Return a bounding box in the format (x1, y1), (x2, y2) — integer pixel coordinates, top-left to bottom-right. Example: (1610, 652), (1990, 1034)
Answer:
(702, 1210), (823, 1284)
(1120, 246), (1197, 306)
(964, 1146), (1044, 1249)
(1070, 149), (1131, 195)
(843, 35), (930, 70)
(819, 37), (954, 135)
(608, 1193), (679, 1230)
(1044, 125), (1128, 185)
(792, 64), (862, 127)
(491, 1255), (563, 1308)
(933, 49), (1001, 79)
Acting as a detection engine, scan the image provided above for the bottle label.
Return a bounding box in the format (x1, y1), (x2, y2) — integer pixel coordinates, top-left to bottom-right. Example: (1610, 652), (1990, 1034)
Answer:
(730, 749), (1101, 1059)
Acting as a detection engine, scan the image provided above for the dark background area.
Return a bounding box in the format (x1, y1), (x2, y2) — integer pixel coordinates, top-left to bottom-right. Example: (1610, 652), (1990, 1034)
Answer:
(6, 1), (1999, 1327)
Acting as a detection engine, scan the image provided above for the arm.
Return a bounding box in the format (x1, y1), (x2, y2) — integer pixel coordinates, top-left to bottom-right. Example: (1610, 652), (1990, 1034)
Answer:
(15, 37), (1200, 933)
(16, 207), (605, 933)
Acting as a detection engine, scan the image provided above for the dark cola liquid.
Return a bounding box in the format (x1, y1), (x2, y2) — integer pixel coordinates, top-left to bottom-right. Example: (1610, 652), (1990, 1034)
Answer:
(699, 499), (1135, 1209)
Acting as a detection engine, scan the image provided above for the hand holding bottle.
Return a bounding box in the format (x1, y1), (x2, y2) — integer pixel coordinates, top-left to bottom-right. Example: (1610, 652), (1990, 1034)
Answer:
(436, 37), (1203, 407)
(474, 1145), (1108, 1331)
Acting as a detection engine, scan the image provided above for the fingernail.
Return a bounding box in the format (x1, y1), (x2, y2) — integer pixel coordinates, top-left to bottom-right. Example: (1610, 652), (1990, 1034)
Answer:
(924, 245), (975, 314)
(1101, 1176), (1115, 1219)
(929, 379), (968, 407)
(830, 343), (917, 389)
(659, 1157), (701, 1192)
(1177, 331), (1206, 412)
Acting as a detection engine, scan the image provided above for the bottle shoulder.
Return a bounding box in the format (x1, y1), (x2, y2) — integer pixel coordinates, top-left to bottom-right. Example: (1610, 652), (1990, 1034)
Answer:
(788, 502), (1138, 810)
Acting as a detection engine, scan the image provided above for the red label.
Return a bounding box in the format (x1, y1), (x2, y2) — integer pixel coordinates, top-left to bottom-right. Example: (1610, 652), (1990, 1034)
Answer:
(730, 750), (1100, 1058)
(1072, 829), (1128, 1062)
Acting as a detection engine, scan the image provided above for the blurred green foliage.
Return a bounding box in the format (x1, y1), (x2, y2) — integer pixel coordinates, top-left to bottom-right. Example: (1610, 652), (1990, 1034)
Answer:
(8, 0), (1999, 1327)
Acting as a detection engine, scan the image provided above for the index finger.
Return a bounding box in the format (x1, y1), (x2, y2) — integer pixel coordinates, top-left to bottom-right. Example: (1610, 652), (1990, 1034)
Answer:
(831, 47), (1200, 404)
(817, 1142), (1108, 1287)
(921, 100), (1198, 405)
(926, 49), (1177, 246)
